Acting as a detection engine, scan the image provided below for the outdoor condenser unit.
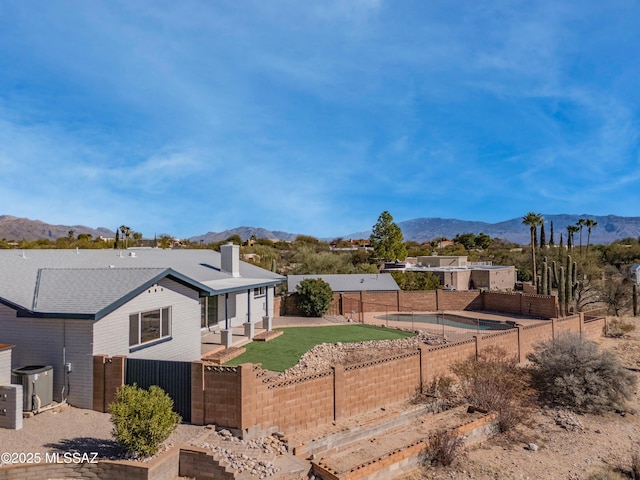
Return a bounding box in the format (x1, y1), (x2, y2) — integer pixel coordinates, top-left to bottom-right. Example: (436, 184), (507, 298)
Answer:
(11, 365), (53, 412)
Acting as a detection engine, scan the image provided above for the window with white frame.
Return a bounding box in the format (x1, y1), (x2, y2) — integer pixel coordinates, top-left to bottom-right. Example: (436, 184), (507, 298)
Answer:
(253, 286), (266, 297)
(129, 307), (171, 347)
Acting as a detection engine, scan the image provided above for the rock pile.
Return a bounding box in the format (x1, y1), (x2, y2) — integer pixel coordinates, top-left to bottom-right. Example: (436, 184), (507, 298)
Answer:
(277, 332), (446, 380)
(197, 429), (287, 477)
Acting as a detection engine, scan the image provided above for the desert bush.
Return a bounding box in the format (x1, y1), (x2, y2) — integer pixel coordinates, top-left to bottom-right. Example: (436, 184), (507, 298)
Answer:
(585, 468), (628, 480)
(295, 278), (333, 317)
(451, 346), (531, 432)
(527, 333), (637, 413)
(109, 384), (181, 457)
(422, 429), (464, 467)
(606, 318), (636, 337)
(413, 376), (457, 412)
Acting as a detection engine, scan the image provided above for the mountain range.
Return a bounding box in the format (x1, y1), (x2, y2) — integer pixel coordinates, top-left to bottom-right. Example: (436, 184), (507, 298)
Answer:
(2, 214), (639, 245)
(0, 215), (114, 242)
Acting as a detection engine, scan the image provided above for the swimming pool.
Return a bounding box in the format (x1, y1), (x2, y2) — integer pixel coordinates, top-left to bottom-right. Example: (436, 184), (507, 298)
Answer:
(374, 313), (515, 331)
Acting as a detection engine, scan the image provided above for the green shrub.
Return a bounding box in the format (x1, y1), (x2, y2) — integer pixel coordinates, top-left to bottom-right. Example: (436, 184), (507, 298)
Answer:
(295, 278), (333, 317)
(527, 334), (637, 413)
(109, 384), (181, 457)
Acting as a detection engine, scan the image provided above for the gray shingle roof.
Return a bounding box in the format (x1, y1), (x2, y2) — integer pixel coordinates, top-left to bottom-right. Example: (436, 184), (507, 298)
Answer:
(287, 274), (399, 294)
(0, 249), (284, 318)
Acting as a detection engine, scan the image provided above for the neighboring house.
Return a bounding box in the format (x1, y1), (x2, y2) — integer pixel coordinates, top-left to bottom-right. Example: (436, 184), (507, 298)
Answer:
(632, 264), (640, 285)
(287, 274), (400, 294)
(0, 245), (284, 409)
(381, 256), (516, 292)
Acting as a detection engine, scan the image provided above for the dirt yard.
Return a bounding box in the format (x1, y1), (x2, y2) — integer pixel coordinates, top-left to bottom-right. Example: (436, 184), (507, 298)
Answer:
(398, 315), (640, 480)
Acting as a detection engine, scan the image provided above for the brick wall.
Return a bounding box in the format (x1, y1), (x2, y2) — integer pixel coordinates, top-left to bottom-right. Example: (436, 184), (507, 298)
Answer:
(0, 445), (180, 480)
(279, 290), (556, 319)
(398, 290), (438, 311)
(583, 316), (607, 338)
(254, 371), (335, 432)
(96, 314), (605, 440)
(339, 352), (421, 418)
(482, 292), (557, 318)
(419, 341), (477, 385)
(92, 354), (126, 413)
(437, 290), (484, 310)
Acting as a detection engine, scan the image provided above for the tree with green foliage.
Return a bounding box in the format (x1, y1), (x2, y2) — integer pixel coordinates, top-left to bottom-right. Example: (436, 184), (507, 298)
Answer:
(225, 234), (242, 245)
(567, 224), (579, 250)
(453, 233), (476, 250)
(109, 384), (181, 458)
(370, 211), (406, 262)
(522, 212), (544, 288)
(475, 232), (492, 249)
(577, 218), (587, 255)
(390, 271), (441, 290)
(528, 334), (636, 413)
(295, 278), (334, 317)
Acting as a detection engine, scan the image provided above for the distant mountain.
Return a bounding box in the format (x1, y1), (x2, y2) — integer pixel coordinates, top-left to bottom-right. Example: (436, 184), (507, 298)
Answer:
(345, 214), (640, 245)
(189, 226), (302, 244)
(3, 214), (639, 246)
(0, 215), (114, 241)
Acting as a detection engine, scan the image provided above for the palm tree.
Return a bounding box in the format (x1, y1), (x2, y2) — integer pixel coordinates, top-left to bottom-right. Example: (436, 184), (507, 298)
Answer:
(577, 218), (587, 256)
(119, 225), (132, 248)
(585, 219), (598, 254)
(567, 225), (580, 250)
(522, 212), (544, 287)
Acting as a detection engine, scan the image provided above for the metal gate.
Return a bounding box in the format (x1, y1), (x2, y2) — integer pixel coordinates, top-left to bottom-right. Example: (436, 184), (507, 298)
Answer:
(125, 358), (192, 422)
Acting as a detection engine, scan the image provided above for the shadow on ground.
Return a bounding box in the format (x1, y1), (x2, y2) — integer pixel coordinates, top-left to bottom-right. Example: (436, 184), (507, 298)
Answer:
(44, 436), (123, 459)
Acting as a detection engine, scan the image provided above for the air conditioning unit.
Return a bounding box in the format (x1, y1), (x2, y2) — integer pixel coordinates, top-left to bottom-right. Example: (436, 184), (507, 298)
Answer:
(11, 365), (53, 412)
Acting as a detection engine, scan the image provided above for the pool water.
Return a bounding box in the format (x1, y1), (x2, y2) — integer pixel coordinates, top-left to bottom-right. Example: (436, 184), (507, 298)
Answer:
(374, 313), (515, 331)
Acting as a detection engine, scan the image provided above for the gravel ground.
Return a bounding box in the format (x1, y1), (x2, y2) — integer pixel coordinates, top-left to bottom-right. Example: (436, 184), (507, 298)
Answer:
(0, 405), (207, 463)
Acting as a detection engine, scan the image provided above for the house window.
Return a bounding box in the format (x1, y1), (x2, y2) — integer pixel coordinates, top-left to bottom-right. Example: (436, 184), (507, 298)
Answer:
(129, 307), (171, 347)
(254, 286), (266, 297)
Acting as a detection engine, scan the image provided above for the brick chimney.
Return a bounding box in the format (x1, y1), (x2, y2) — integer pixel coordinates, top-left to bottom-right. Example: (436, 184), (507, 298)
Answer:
(221, 242), (240, 277)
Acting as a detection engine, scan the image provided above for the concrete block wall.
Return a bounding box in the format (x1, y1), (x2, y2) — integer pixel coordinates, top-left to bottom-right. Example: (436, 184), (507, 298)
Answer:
(203, 365), (242, 428)
(554, 315), (581, 336)
(398, 291), (438, 311)
(437, 290), (484, 311)
(340, 353), (420, 419)
(583, 316), (606, 338)
(483, 291), (556, 319)
(92, 355), (125, 413)
(420, 341), (477, 385)
(476, 329), (520, 360)
(0, 445), (180, 480)
(255, 371), (335, 433)
(101, 314), (606, 439)
(179, 447), (235, 479)
(518, 322), (554, 359)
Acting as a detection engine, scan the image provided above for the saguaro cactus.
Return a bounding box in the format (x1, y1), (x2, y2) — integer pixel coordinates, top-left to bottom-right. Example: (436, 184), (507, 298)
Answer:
(558, 266), (565, 316)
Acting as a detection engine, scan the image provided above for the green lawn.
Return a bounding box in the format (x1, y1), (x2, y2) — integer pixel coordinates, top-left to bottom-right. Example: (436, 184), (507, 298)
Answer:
(225, 324), (415, 372)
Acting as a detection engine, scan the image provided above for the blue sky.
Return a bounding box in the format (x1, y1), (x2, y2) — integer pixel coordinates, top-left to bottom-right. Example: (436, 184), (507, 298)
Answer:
(1, 1), (639, 239)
